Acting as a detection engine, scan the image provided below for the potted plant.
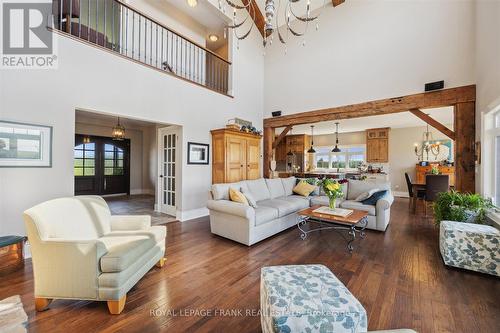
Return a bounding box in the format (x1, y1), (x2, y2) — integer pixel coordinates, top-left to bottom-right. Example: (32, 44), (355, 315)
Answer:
(433, 190), (495, 225)
(319, 179), (346, 210)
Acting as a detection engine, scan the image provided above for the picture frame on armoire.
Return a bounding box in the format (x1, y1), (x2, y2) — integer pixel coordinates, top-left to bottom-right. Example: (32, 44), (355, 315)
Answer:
(187, 142), (209, 165)
(0, 120), (53, 167)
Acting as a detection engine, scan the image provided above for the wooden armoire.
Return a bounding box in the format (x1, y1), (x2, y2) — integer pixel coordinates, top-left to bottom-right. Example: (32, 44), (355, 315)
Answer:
(211, 128), (262, 184)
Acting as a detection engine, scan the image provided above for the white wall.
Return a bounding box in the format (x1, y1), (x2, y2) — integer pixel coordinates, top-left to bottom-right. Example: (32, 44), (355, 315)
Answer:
(127, 0), (208, 46)
(0, 27), (263, 236)
(476, 0), (500, 194)
(264, 0), (475, 116)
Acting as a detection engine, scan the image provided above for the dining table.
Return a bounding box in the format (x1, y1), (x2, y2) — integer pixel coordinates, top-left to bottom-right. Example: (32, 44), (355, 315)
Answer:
(411, 182), (455, 213)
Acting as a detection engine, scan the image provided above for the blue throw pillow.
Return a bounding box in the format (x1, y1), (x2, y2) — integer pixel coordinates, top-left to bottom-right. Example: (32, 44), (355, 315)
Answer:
(361, 190), (388, 205)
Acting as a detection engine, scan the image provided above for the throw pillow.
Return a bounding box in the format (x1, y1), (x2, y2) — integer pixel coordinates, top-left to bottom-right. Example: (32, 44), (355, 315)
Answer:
(241, 187), (258, 208)
(229, 188), (249, 206)
(361, 190), (388, 205)
(355, 188), (380, 202)
(293, 181), (317, 197)
(296, 178), (320, 196)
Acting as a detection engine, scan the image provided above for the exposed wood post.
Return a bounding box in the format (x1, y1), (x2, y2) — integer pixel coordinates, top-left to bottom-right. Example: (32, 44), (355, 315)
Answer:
(263, 127), (275, 179)
(272, 125), (292, 149)
(409, 109), (456, 140)
(454, 102), (476, 193)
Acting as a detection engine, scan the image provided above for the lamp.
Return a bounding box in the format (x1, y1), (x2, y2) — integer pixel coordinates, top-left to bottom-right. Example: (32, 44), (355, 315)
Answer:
(112, 117), (125, 141)
(187, 0), (198, 7)
(82, 136), (91, 144)
(307, 125), (316, 154)
(332, 122), (341, 153)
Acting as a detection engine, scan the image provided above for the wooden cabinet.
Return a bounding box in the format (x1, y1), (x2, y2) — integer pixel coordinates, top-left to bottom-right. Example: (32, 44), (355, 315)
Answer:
(366, 128), (389, 163)
(415, 165), (455, 186)
(211, 128), (262, 184)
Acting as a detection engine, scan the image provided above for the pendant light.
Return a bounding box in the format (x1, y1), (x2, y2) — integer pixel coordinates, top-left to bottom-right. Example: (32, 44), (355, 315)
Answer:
(286, 127), (294, 156)
(307, 125), (316, 153)
(332, 122), (341, 152)
(112, 117), (125, 140)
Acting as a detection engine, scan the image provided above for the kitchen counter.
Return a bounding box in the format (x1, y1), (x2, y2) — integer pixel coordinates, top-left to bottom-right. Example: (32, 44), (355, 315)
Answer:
(277, 171), (389, 182)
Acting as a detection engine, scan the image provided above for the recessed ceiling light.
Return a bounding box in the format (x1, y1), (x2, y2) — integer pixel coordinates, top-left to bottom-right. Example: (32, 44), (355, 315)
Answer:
(186, 0), (197, 7)
(208, 34), (219, 42)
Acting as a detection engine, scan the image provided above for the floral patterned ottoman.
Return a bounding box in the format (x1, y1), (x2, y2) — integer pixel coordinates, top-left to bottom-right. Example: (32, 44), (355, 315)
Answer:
(439, 220), (500, 276)
(260, 265), (368, 333)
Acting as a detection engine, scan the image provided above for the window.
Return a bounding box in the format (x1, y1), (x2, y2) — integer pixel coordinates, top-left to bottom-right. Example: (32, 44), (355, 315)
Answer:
(483, 107), (500, 207)
(314, 146), (366, 170)
(74, 142), (95, 176)
(104, 144), (124, 176)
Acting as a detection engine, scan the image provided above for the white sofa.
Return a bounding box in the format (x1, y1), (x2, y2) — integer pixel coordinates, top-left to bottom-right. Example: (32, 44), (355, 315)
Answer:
(207, 177), (393, 246)
(23, 196), (166, 314)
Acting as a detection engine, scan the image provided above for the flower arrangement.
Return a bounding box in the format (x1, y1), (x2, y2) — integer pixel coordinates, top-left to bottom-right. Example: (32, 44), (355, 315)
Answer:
(319, 178), (346, 209)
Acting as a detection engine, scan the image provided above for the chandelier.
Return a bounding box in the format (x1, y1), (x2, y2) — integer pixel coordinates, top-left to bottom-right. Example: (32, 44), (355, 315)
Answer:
(414, 123), (441, 161)
(219, 0), (328, 49)
(112, 117), (125, 141)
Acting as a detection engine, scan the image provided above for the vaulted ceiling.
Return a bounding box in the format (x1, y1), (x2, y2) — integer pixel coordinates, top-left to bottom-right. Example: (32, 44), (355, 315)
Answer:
(251, 0), (346, 37)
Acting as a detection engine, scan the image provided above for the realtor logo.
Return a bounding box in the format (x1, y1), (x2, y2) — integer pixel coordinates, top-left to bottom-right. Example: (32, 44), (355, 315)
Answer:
(1, 0), (57, 69)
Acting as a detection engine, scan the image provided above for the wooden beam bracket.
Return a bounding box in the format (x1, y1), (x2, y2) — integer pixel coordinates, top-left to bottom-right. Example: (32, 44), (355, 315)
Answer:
(409, 109), (456, 140)
(272, 125), (292, 149)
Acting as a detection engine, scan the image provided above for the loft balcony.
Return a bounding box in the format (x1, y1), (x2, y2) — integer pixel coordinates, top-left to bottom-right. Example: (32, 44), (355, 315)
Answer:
(51, 0), (231, 96)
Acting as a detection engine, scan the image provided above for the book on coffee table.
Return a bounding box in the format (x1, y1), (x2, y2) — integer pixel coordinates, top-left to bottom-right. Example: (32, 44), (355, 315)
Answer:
(312, 206), (353, 218)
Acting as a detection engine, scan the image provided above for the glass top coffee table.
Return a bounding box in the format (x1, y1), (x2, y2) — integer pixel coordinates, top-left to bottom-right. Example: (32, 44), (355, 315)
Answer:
(296, 205), (368, 253)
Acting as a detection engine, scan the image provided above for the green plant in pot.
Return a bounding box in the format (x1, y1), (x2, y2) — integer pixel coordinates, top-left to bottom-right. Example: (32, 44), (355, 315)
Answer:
(433, 190), (495, 225)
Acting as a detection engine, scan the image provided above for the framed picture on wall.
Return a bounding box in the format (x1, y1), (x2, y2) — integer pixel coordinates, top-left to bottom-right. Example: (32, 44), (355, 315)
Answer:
(187, 142), (209, 165)
(0, 120), (53, 167)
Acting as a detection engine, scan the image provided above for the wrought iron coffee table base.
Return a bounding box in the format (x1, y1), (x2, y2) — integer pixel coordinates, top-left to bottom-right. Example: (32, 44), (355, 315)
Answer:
(297, 215), (368, 253)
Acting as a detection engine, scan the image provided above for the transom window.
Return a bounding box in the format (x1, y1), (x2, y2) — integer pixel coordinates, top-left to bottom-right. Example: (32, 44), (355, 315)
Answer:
(314, 146), (366, 170)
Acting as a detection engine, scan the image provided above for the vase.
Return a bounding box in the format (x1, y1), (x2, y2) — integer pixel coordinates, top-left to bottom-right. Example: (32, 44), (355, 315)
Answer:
(329, 197), (336, 210)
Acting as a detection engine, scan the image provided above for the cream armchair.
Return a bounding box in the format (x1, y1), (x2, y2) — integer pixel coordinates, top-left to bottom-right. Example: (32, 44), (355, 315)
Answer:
(23, 196), (166, 314)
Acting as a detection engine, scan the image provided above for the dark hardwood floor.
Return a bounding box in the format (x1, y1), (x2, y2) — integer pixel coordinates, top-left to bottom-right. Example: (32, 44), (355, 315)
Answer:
(1, 198), (499, 333)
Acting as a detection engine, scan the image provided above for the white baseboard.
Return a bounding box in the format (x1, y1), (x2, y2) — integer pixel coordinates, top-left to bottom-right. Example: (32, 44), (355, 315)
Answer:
(130, 189), (155, 195)
(393, 191), (410, 198)
(179, 207), (209, 222)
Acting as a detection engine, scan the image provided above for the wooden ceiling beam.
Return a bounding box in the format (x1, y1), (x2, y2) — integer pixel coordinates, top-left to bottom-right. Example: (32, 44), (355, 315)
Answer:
(263, 85), (476, 128)
(272, 125), (292, 149)
(332, 0), (345, 7)
(409, 108), (456, 140)
(242, 0), (266, 38)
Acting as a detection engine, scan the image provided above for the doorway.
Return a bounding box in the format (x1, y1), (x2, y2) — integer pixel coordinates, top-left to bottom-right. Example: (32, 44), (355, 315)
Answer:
(157, 126), (179, 216)
(74, 134), (130, 195)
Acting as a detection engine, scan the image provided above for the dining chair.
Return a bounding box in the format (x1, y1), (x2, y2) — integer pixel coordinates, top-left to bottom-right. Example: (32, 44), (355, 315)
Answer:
(424, 174), (450, 215)
(405, 172), (425, 213)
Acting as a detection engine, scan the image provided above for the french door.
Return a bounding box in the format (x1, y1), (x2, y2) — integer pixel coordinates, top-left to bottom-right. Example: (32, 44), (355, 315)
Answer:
(74, 134), (130, 196)
(158, 127), (178, 216)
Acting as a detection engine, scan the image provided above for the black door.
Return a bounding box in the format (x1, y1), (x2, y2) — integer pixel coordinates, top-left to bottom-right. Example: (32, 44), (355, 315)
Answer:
(74, 134), (130, 196)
